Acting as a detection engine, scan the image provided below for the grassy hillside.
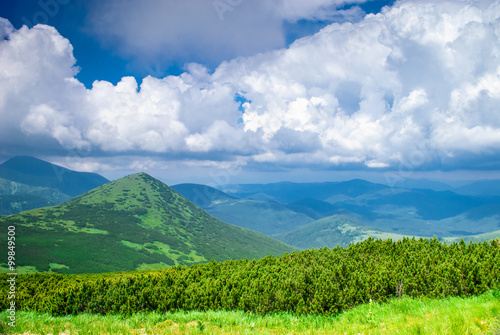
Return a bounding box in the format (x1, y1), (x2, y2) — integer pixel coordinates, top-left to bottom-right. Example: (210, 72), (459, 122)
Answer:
(0, 173), (296, 274)
(274, 214), (412, 249)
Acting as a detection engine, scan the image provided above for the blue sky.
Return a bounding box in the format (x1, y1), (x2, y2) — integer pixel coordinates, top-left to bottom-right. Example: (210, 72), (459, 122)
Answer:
(0, 0), (394, 87)
(1, 0), (500, 185)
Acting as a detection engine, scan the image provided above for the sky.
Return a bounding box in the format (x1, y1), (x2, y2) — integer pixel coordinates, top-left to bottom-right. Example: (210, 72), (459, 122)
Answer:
(1, 0), (500, 186)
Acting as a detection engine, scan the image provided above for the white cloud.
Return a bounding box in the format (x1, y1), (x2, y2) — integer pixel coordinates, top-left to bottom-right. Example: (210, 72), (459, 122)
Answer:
(260, 0), (368, 21)
(0, 22), (85, 151)
(2, 0), (500, 172)
(85, 76), (190, 152)
(86, 0), (285, 73)
(85, 0), (377, 75)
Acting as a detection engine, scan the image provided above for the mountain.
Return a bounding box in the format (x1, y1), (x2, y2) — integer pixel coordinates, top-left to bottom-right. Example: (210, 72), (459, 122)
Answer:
(382, 178), (455, 191)
(455, 179), (500, 197)
(0, 156), (109, 216)
(171, 183), (238, 208)
(219, 179), (500, 238)
(285, 197), (338, 220)
(362, 189), (483, 220)
(274, 215), (412, 249)
(442, 229), (500, 244)
(0, 173), (296, 274)
(0, 177), (72, 215)
(222, 179), (388, 204)
(0, 156), (109, 197)
(173, 183), (314, 235)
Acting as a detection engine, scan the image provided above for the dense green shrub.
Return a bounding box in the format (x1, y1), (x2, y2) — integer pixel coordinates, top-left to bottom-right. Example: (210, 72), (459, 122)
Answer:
(1, 238), (499, 316)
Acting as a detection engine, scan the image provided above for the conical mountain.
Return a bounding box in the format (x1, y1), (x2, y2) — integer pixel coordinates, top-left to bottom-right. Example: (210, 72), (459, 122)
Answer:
(0, 173), (296, 274)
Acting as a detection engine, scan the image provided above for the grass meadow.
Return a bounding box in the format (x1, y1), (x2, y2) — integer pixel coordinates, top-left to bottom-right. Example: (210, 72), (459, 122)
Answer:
(1, 290), (499, 335)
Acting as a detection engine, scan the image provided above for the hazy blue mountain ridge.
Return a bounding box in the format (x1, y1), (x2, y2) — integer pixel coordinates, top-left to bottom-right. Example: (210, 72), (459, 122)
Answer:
(0, 156), (109, 215)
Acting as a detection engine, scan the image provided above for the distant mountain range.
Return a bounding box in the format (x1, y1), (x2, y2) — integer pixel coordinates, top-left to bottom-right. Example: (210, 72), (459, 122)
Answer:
(175, 180), (500, 247)
(0, 156), (109, 215)
(172, 184), (314, 236)
(1, 155), (499, 274)
(0, 173), (296, 274)
(220, 179), (388, 204)
(454, 179), (500, 197)
(274, 215), (411, 249)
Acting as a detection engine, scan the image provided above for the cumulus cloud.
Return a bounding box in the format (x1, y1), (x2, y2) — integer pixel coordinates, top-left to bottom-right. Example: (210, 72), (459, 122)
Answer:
(0, 21), (85, 153)
(2, 0), (500, 173)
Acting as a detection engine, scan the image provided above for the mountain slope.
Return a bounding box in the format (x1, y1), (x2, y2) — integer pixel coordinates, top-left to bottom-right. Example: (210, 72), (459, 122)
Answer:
(274, 215), (414, 249)
(173, 183), (314, 235)
(285, 197), (338, 220)
(0, 173), (296, 274)
(0, 177), (72, 215)
(181, 180), (500, 239)
(442, 229), (500, 243)
(455, 179), (500, 197)
(172, 183), (238, 209)
(0, 156), (109, 197)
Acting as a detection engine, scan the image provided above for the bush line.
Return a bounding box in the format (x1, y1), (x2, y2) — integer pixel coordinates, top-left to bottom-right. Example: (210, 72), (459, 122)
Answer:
(1, 237), (499, 316)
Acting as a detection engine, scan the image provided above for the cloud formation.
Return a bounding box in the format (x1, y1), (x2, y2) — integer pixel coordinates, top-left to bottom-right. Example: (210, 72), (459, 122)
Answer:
(2, 0), (500, 174)
(85, 0), (371, 74)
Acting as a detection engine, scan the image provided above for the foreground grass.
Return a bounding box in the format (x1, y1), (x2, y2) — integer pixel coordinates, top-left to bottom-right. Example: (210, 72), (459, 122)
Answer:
(1, 291), (499, 335)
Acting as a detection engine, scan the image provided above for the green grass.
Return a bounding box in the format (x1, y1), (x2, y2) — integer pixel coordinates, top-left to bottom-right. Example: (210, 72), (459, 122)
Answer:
(1, 290), (499, 334)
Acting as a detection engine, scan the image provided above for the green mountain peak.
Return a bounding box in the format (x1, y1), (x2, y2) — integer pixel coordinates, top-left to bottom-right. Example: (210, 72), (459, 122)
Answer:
(0, 172), (296, 274)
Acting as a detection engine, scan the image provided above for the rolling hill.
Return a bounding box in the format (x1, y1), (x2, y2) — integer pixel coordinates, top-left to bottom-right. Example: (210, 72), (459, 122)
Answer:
(173, 183), (314, 235)
(174, 180), (500, 246)
(441, 229), (500, 243)
(285, 197), (338, 220)
(0, 173), (296, 274)
(274, 214), (412, 249)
